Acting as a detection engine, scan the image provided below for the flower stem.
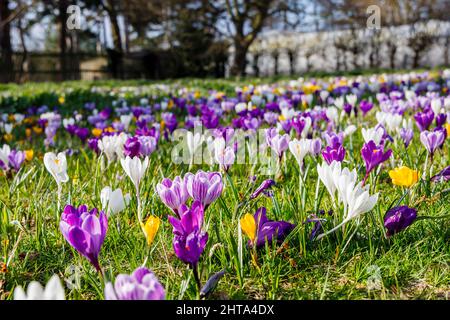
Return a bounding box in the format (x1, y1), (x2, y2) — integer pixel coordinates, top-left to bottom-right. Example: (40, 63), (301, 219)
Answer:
(192, 263), (202, 293)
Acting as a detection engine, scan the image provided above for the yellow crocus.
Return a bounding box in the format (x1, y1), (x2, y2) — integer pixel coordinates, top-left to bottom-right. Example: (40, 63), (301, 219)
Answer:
(92, 128), (103, 137)
(141, 215), (161, 246)
(240, 213), (256, 243)
(25, 128), (32, 138)
(32, 126), (43, 135)
(389, 166), (419, 187)
(58, 96), (65, 104)
(4, 134), (12, 142)
(25, 150), (34, 161)
(445, 123), (450, 138)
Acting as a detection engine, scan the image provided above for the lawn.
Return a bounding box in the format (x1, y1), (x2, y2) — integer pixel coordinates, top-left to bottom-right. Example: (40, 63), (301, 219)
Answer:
(0, 71), (449, 300)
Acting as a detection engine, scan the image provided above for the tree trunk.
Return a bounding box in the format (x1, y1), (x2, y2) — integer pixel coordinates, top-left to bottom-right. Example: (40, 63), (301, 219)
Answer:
(288, 51), (295, 75)
(230, 41), (248, 77)
(59, 0), (68, 81)
(272, 52), (279, 76)
(389, 44), (397, 69)
(0, 0), (13, 83)
(253, 53), (260, 77)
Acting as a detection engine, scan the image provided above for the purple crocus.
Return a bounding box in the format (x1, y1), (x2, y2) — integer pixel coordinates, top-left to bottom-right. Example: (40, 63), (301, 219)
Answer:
(399, 128), (414, 148)
(8, 150), (25, 171)
(75, 127), (89, 142)
(361, 140), (392, 180)
(359, 100), (374, 116)
(431, 165), (450, 182)
(414, 110), (434, 132)
(309, 138), (322, 155)
(105, 267), (165, 300)
(435, 113), (447, 127)
(250, 179), (275, 200)
(156, 176), (189, 214)
(168, 201), (208, 266)
(384, 206), (417, 237)
(124, 136), (141, 158)
(184, 171), (223, 207)
(59, 204), (107, 272)
(269, 133), (290, 160)
(322, 144), (346, 165)
(420, 130), (445, 159)
(323, 131), (344, 149)
(161, 112), (178, 133)
(251, 207), (295, 249)
(88, 137), (100, 154)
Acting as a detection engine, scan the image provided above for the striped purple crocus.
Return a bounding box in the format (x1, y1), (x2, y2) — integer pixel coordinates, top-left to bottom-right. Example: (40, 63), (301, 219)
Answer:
(59, 204), (107, 273)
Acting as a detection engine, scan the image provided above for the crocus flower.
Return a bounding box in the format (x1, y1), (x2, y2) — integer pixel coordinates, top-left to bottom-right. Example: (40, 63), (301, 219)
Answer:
(322, 144), (346, 165)
(184, 171), (223, 207)
(414, 110), (434, 132)
(8, 150), (25, 171)
(431, 165), (450, 182)
(289, 138), (311, 169)
(361, 140), (392, 178)
(25, 149), (34, 162)
(250, 179), (275, 200)
(124, 136), (141, 158)
(14, 275), (65, 300)
(43, 152), (69, 188)
(156, 176), (189, 213)
(384, 206), (417, 236)
(105, 267), (165, 300)
(141, 215), (160, 246)
(214, 137), (235, 173)
(59, 204), (107, 272)
(243, 207), (295, 249)
(100, 186), (130, 216)
(399, 128), (414, 148)
(420, 130), (445, 158)
(388, 166), (419, 187)
(240, 213), (256, 243)
(120, 156), (149, 192)
(269, 133), (290, 159)
(309, 138), (322, 155)
(168, 201), (208, 266)
(75, 127), (89, 142)
(359, 100), (373, 116)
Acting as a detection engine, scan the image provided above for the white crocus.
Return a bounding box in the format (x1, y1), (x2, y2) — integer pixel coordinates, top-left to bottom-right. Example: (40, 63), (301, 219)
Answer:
(63, 117), (75, 128)
(431, 98), (442, 115)
(345, 182), (378, 222)
(334, 97), (345, 109)
(100, 186), (130, 216)
(14, 275), (65, 300)
(325, 107), (339, 124)
(186, 131), (204, 165)
(98, 133), (128, 163)
(317, 181), (378, 240)
(0, 144), (11, 165)
(4, 123), (13, 134)
(120, 114), (133, 130)
(43, 152), (69, 187)
(385, 114), (402, 133)
(14, 114), (25, 124)
(289, 139), (311, 169)
(317, 161), (342, 201)
(121, 156), (149, 222)
(334, 167), (358, 209)
(346, 94), (357, 107)
(344, 125), (357, 137)
(120, 156), (149, 192)
(361, 126), (384, 144)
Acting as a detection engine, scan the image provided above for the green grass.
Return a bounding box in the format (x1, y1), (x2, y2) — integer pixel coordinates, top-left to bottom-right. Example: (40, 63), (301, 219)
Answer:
(0, 75), (449, 300)
(0, 126), (448, 300)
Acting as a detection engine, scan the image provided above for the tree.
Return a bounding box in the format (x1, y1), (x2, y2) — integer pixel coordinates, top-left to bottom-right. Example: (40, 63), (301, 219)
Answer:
(219, 0), (304, 77)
